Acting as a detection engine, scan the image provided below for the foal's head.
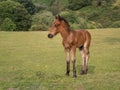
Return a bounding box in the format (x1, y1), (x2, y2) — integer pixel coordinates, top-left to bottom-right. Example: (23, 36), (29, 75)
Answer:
(48, 15), (69, 38)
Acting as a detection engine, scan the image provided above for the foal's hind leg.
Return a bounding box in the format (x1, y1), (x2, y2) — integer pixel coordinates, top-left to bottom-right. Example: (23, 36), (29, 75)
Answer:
(80, 47), (89, 74)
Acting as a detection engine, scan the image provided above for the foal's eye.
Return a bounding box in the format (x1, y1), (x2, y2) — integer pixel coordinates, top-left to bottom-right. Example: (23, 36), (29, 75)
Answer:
(55, 24), (59, 27)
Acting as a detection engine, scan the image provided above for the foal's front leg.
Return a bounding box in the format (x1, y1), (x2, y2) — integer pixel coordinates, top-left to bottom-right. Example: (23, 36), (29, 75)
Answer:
(71, 46), (77, 77)
(65, 48), (70, 76)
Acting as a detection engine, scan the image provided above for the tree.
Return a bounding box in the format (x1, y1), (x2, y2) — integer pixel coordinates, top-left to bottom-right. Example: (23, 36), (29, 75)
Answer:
(30, 10), (54, 31)
(0, 18), (16, 31)
(0, 0), (31, 31)
(68, 0), (91, 10)
(48, 0), (65, 15)
(0, 0), (7, 1)
(14, 0), (36, 15)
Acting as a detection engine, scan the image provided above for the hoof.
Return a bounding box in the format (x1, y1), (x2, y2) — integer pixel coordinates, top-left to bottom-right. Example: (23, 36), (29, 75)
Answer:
(86, 68), (88, 71)
(66, 72), (69, 76)
(73, 74), (77, 78)
(81, 70), (87, 75)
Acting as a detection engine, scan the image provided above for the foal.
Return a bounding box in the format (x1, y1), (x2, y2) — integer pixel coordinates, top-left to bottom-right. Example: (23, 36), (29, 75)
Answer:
(48, 15), (91, 77)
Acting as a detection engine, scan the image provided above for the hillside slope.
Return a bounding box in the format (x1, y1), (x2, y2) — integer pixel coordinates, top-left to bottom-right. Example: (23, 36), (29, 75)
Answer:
(32, 0), (120, 29)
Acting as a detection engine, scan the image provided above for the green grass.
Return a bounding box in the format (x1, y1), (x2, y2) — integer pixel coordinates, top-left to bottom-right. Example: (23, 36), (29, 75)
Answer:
(0, 28), (120, 90)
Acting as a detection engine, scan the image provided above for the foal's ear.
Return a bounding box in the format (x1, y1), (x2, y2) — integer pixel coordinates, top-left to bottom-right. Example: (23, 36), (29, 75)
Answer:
(58, 15), (61, 18)
(55, 15), (61, 20)
(55, 15), (57, 19)
(58, 15), (61, 20)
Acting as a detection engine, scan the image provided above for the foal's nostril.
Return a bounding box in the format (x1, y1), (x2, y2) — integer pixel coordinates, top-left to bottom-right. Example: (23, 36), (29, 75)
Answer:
(48, 34), (53, 38)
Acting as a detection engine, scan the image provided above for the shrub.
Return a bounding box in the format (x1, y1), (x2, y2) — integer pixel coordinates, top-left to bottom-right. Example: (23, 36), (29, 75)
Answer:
(60, 11), (78, 24)
(48, 0), (65, 15)
(110, 21), (120, 28)
(14, 0), (36, 15)
(87, 21), (103, 29)
(30, 24), (48, 31)
(68, 0), (91, 10)
(92, 0), (106, 7)
(30, 10), (54, 31)
(77, 17), (88, 29)
(0, 18), (16, 31)
(60, 10), (103, 29)
(0, 0), (31, 31)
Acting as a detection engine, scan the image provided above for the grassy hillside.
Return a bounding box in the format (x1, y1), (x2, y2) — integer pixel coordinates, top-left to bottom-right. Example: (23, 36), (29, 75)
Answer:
(0, 28), (120, 90)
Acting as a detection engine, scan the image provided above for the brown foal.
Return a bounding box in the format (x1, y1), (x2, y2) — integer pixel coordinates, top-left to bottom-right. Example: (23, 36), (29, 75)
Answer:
(48, 15), (91, 77)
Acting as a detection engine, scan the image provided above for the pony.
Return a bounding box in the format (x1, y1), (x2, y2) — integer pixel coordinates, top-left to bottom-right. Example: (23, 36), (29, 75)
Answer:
(48, 15), (91, 77)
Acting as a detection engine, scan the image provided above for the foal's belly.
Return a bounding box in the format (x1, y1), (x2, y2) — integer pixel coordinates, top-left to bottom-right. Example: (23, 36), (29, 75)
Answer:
(75, 37), (85, 48)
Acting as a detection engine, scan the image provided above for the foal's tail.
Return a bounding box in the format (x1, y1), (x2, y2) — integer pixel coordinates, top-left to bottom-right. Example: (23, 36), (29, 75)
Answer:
(84, 31), (91, 51)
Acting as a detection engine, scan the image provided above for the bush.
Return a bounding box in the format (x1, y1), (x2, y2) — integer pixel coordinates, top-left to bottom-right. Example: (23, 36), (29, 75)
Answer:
(30, 10), (54, 31)
(87, 21), (103, 29)
(30, 24), (48, 31)
(48, 0), (66, 15)
(60, 10), (103, 29)
(68, 0), (91, 10)
(110, 21), (120, 28)
(60, 10), (78, 24)
(0, 0), (31, 31)
(92, 0), (107, 7)
(0, 18), (16, 31)
(77, 17), (88, 29)
(14, 0), (36, 15)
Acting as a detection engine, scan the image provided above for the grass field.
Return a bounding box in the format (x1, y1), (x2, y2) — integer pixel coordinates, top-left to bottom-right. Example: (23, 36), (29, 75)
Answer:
(0, 28), (120, 90)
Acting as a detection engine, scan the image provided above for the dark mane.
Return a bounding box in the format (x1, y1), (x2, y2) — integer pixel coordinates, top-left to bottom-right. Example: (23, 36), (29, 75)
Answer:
(60, 17), (70, 27)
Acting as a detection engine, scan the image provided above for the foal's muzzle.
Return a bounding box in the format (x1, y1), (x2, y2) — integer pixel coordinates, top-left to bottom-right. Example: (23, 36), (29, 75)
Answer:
(48, 34), (53, 38)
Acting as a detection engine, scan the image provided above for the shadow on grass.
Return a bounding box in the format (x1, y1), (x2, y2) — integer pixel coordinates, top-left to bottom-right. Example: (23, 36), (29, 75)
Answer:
(35, 65), (95, 80)
(76, 65), (95, 74)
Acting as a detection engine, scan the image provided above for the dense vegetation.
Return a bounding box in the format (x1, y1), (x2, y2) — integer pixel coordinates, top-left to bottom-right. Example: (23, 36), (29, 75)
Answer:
(0, 0), (32, 31)
(0, 0), (120, 31)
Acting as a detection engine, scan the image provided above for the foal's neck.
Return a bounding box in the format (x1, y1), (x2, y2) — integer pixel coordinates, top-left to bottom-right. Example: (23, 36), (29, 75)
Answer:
(60, 25), (71, 40)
